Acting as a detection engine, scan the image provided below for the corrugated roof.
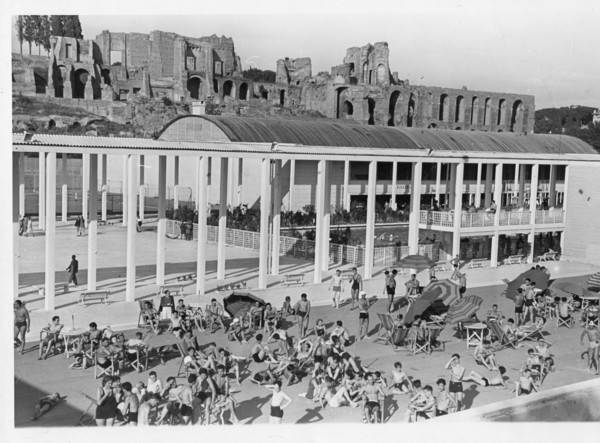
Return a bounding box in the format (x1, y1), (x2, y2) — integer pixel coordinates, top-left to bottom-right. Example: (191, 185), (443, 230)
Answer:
(158, 115), (597, 155)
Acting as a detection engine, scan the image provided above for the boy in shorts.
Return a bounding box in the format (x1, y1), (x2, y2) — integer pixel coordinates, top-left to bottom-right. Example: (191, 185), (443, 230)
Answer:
(121, 382), (139, 426)
(435, 379), (457, 415)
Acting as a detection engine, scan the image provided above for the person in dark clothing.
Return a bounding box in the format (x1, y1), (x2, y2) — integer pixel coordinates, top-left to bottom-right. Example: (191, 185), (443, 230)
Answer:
(66, 255), (79, 286)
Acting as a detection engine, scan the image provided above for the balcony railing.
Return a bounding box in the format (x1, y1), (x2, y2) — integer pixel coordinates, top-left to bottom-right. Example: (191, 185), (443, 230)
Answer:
(420, 209), (565, 228)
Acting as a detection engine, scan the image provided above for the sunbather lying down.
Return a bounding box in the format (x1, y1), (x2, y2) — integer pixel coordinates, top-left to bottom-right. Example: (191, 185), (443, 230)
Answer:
(32, 393), (63, 421)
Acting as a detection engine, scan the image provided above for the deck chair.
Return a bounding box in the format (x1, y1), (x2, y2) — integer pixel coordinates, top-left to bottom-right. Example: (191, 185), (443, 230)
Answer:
(428, 326), (446, 353)
(519, 324), (545, 342)
(557, 315), (573, 328)
(374, 313), (396, 346)
(175, 342), (189, 378)
(485, 321), (519, 350)
(76, 391), (98, 426)
(412, 330), (430, 355)
(138, 300), (159, 330)
(94, 353), (116, 379)
(126, 345), (148, 373)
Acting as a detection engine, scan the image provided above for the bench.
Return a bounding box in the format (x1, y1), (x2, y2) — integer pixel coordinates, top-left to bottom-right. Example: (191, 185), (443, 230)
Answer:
(156, 284), (184, 297)
(79, 290), (110, 306)
(468, 258), (487, 269)
(283, 274), (305, 287)
(177, 273), (197, 282)
(434, 261), (448, 272)
(537, 252), (559, 262)
(33, 283), (69, 296)
(216, 280), (248, 291)
(504, 255), (524, 265)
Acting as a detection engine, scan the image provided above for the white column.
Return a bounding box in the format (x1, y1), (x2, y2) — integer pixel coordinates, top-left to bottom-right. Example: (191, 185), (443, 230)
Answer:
(195, 157), (201, 212)
(314, 160), (325, 283)
(258, 159), (270, 288)
(39, 153), (45, 231)
(364, 161), (377, 279)
(435, 161), (442, 204)
(87, 154), (98, 290)
(13, 153), (20, 299)
(560, 165), (569, 251)
(196, 156), (209, 295)
(125, 155), (138, 302)
(101, 155), (107, 221)
(549, 164), (557, 207)
(343, 160), (350, 211)
(19, 152), (25, 219)
(390, 161), (398, 210)
(475, 162), (482, 208)
(237, 158), (243, 206)
(44, 153), (56, 310)
(288, 159), (295, 211)
(157, 156), (167, 286)
(321, 161), (331, 272)
(173, 156), (180, 210)
(452, 162), (464, 258)
(206, 157), (212, 206)
(448, 163), (457, 209)
(58, 154), (67, 222)
(217, 158), (228, 280)
(82, 154), (89, 227)
(518, 164), (526, 206)
(513, 163), (520, 202)
(122, 155), (128, 227)
(484, 164), (493, 208)
(528, 164), (539, 264)
(228, 157), (235, 206)
(490, 163), (504, 268)
(408, 161), (423, 254)
(271, 159), (282, 275)
(139, 155), (145, 221)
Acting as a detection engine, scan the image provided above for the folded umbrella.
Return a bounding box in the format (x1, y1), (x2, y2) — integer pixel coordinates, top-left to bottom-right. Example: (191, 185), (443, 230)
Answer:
(421, 279), (460, 306)
(446, 295), (483, 324)
(587, 272), (600, 290)
(395, 255), (437, 272)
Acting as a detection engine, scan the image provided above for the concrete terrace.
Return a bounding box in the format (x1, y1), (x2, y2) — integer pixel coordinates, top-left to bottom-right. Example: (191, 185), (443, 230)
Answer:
(13, 219), (600, 426)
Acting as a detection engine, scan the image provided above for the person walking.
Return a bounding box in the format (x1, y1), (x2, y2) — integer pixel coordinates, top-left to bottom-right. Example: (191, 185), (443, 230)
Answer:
(75, 216), (81, 236)
(357, 291), (370, 340)
(66, 254), (79, 286)
(14, 300), (30, 354)
(329, 269), (344, 309)
(349, 267), (363, 310)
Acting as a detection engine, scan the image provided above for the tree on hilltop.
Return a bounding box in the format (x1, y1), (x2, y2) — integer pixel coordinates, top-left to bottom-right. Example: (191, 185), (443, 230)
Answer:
(50, 15), (83, 39)
(23, 15), (36, 54)
(15, 16), (24, 55)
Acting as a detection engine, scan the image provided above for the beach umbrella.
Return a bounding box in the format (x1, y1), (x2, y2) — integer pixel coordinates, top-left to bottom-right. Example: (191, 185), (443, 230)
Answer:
(421, 279), (460, 306)
(501, 269), (550, 301)
(446, 295), (483, 324)
(551, 281), (594, 298)
(223, 291), (266, 318)
(587, 272), (600, 290)
(403, 299), (433, 325)
(395, 255), (437, 272)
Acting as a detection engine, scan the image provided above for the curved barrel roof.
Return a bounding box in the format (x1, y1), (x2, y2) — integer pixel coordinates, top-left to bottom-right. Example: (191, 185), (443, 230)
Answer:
(158, 115), (597, 155)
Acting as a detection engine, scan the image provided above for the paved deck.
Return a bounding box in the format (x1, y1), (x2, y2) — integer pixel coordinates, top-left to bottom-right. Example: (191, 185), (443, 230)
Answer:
(12, 220), (600, 427)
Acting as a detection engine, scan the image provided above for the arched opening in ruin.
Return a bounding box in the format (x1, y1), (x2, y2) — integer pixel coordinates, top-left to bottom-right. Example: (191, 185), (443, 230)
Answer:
(439, 94), (449, 121)
(187, 76), (203, 100)
(239, 82), (248, 100)
(455, 95), (465, 123)
(223, 80), (235, 98)
(213, 79), (219, 93)
(260, 86), (269, 100)
(484, 98), (491, 126)
(341, 100), (354, 119)
(53, 65), (67, 98)
(428, 123), (437, 129)
(388, 90), (402, 126)
(34, 73), (47, 94)
(407, 93), (416, 127)
(279, 90), (285, 106)
(101, 69), (111, 87)
(376, 64), (386, 85)
(455, 127), (462, 130)
(72, 69), (89, 99)
(497, 99), (506, 126)
(510, 100), (524, 132)
(362, 63), (369, 84)
(367, 98), (376, 125)
(470, 97), (479, 127)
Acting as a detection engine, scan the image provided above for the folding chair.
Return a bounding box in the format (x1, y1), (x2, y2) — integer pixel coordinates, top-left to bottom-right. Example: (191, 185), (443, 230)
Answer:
(485, 321), (519, 350)
(374, 313), (395, 346)
(138, 300), (158, 329)
(126, 345), (148, 373)
(94, 353), (116, 379)
(520, 324), (545, 342)
(428, 326), (446, 353)
(412, 330), (430, 355)
(76, 391), (98, 426)
(556, 315), (573, 328)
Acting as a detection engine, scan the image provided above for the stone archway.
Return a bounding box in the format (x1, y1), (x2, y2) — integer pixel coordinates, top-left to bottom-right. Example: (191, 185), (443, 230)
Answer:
(187, 76), (203, 100)
(72, 68), (89, 99)
(388, 90), (402, 126)
(510, 100), (524, 132)
(407, 93), (416, 127)
(223, 80), (235, 98)
(239, 82), (249, 100)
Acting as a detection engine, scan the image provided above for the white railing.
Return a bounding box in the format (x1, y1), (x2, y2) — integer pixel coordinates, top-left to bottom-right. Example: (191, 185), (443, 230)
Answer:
(420, 209), (565, 228)
(166, 220), (439, 267)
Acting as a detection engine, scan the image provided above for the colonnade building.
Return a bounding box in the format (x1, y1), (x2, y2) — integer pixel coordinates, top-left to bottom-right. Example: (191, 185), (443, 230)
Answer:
(13, 116), (600, 310)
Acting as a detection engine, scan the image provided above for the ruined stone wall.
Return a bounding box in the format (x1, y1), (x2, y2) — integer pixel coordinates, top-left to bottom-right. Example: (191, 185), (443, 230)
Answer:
(200, 35), (239, 77)
(342, 42), (391, 87)
(276, 57), (312, 85)
(127, 33), (151, 69)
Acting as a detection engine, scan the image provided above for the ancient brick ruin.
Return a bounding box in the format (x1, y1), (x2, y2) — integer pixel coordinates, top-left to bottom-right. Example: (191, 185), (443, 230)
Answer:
(12, 30), (535, 133)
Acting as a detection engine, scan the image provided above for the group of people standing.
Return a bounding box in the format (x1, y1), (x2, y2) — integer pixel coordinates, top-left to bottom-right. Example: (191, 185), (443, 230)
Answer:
(18, 215), (34, 237)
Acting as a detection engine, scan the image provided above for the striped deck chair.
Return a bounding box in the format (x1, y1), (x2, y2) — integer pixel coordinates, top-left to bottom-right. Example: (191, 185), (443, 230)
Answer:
(485, 320), (519, 350)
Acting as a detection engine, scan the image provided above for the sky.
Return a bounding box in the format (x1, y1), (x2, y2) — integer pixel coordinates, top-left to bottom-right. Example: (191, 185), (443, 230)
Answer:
(6, 0), (600, 109)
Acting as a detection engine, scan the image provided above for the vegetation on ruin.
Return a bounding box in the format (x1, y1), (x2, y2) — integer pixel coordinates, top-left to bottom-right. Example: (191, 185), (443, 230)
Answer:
(242, 67), (277, 83)
(15, 15), (82, 56)
(535, 106), (600, 151)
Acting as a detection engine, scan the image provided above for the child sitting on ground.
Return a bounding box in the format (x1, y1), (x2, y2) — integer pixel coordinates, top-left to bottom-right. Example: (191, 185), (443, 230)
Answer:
(68, 352), (90, 370)
(31, 393), (63, 421)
